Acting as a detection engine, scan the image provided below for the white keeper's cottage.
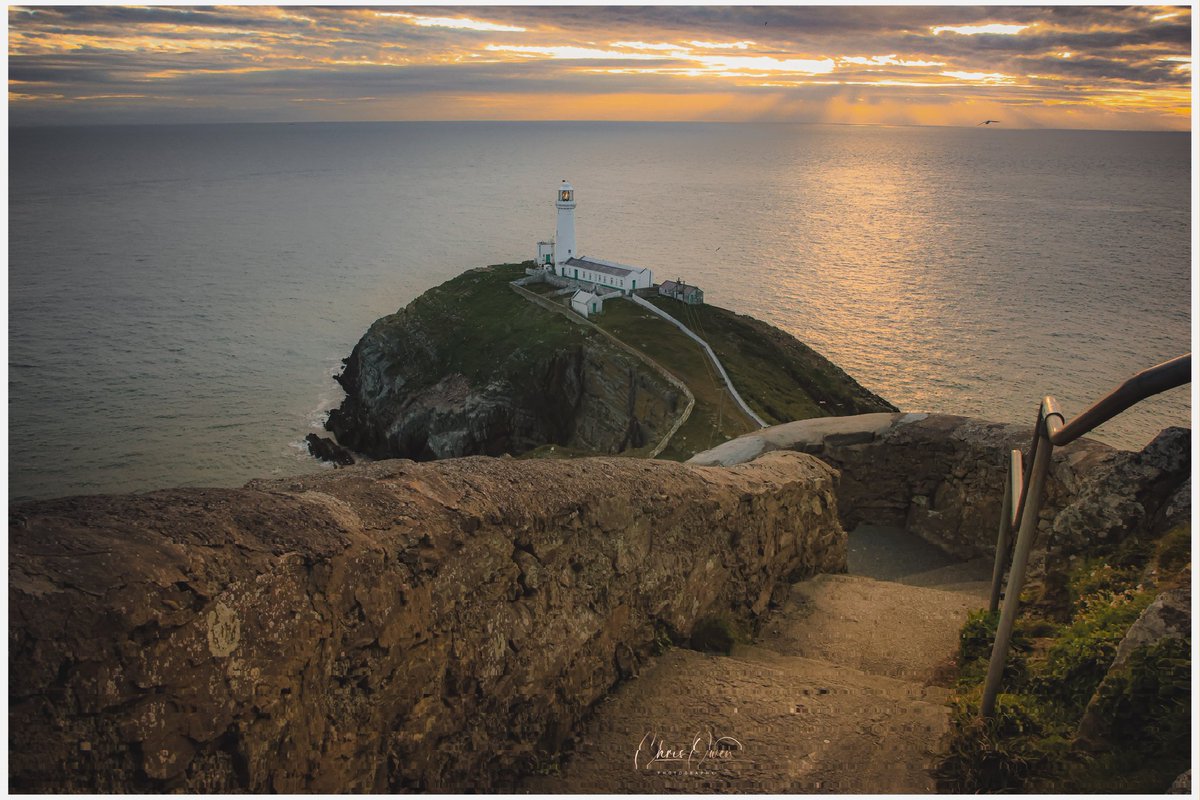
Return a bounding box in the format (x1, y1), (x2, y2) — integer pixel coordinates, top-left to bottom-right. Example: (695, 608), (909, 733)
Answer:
(536, 180), (653, 295)
(569, 290), (601, 318)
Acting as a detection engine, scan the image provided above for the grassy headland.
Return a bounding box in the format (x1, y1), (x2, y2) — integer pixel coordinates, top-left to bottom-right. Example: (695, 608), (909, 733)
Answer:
(330, 261), (895, 463)
(642, 295), (895, 423)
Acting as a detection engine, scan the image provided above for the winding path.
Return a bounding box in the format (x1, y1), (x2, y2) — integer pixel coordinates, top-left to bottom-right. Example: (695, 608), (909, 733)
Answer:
(509, 281), (695, 457)
(628, 294), (768, 428)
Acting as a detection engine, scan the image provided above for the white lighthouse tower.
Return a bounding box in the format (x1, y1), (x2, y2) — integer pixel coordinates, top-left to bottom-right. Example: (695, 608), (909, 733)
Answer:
(555, 179), (576, 268)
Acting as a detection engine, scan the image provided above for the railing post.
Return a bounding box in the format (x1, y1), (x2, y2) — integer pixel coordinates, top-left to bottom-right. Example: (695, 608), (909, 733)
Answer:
(988, 450), (1024, 613)
(987, 469), (1013, 614)
(981, 422), (1055, 718)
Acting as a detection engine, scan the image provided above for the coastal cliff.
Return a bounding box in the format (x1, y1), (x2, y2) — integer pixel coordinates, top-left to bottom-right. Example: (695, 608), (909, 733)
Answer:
(326, 264), (681, 460)
(9, 452), (845, 792)
(325, 263), (894, 462)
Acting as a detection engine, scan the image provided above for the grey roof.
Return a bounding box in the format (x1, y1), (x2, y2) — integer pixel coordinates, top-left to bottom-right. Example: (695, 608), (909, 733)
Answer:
(660, 280), (701, 293)
(564, 257), (638, 278)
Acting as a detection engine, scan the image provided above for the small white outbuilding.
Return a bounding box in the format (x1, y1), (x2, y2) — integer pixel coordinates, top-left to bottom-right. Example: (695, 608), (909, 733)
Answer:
(570, 290), (602, 318)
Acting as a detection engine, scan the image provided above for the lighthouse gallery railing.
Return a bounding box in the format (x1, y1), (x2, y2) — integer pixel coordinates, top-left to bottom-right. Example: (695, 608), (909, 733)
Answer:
(980, 353), (1191, 718)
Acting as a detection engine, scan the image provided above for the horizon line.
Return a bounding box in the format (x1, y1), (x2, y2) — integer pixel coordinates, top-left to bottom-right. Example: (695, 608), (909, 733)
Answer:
(8, 119), (1190, 134)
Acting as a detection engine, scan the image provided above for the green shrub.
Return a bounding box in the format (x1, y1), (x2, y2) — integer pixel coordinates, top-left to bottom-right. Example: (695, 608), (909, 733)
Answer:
(941, 513), (1189, 794)
(956, 609), (1034, 690)
(1152, 525), (1191, 575)
(1066, 558), (1139, 615)
(937, 694), (1075, 793)
(1032, 587), (1152, 715)
(1092, 636), (1191, 754)
(958, 609), (1000, 664)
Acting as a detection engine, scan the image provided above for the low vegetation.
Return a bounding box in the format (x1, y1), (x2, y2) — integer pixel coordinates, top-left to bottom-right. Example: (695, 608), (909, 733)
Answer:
(588, 298), (758, 459)
(587, 292), (894, 459)
(642, 295), (897, 424)
(937, 524), (1191, 793)
(380, 263), (589, 391)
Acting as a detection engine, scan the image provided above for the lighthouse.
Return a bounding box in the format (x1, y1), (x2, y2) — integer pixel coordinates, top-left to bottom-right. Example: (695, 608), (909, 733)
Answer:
(532, 180), (654, 298)
(555, 179), (576, 268)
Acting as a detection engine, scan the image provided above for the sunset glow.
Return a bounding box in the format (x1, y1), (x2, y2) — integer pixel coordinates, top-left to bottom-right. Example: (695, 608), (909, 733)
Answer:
(931, 23), (1031, 36)
(7, 6), (1192, 129)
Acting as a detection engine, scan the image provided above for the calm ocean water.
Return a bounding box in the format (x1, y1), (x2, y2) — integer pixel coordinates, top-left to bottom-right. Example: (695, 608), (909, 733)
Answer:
(8, 122), (1191, 501)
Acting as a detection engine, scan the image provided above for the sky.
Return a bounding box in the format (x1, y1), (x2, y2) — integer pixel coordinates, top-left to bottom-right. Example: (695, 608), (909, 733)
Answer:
(6, 5), (1194, 129)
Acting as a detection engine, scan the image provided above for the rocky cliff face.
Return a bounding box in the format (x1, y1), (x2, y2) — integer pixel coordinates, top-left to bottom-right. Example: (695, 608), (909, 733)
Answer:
(9, 451), (845, 792)
(326, 265), (680, 460)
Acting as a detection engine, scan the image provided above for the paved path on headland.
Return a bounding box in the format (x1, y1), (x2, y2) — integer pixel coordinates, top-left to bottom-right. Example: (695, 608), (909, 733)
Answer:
(628, 293), (768, 428)
(523, 525), (991, 793)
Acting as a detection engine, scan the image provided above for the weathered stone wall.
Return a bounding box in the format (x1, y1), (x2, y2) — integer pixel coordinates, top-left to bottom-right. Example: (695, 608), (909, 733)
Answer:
(689, 414), (1188, 563)
(9, 452), (845, 793)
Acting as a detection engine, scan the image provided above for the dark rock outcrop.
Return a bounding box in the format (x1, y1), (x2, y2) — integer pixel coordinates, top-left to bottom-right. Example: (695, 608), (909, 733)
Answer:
(329, 337), (677, 461)
(9, 451), (845, 792)
(304, 433), (355, 466)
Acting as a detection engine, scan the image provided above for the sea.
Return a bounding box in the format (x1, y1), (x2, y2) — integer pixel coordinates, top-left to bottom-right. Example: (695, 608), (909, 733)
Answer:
(8, 122), (1192, 502)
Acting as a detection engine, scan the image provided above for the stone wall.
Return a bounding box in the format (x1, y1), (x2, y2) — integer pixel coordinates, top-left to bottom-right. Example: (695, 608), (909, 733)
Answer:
(9, 451), (845, 792)
(689, 414), (1188, 564)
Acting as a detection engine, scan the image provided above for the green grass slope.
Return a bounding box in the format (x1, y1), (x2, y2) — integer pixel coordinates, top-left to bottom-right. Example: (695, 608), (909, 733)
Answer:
(642, 295), (897, 425)
(589, 299), (759, 460)
(381, 262), (589, 391)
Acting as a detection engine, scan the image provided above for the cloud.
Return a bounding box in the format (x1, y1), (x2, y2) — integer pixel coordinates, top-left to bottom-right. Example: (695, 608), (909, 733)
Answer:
(932, 23), (1031, 36)
(7, 5), (1191, 129)
(375, 12), (527, 33)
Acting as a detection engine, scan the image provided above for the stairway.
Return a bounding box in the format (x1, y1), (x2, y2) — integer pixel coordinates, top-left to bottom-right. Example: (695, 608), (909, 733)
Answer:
(522, 525), (990, 793)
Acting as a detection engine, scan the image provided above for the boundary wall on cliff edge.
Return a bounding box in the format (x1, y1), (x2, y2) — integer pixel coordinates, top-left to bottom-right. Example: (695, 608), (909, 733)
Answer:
(627, 294), (768, 428)
(509, 281), (695, 458)
(689, 412), (1190, 571)
(9, 452), (846, 792)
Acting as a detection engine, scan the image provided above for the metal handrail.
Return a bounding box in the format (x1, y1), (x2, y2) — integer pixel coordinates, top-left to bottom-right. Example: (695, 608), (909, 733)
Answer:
(980, 354), (1191, 718)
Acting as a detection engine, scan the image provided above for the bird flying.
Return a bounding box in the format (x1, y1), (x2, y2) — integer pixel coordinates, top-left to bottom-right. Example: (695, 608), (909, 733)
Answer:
(978, 120), (1001, 125)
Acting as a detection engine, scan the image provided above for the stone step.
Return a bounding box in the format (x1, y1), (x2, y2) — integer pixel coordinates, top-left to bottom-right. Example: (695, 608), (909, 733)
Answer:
(522, 540), (988, 793)
(759, 573), (983, 683)
(919, 579), (993, 596)
(847, 523), (962, 582)
(894, 558), (993, 593)
(521, 645), (952, 794)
